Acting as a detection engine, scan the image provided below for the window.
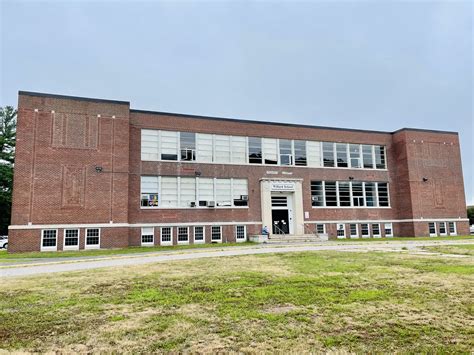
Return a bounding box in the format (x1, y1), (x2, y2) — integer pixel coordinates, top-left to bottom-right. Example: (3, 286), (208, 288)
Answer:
(349, 144), (361, 168)
(375, 146), (386, 169)
(336, 143), (348, 168)
(141, 227), (154, 246)
(161, 177), (178, 207)
(85, 228), (100, 249)
(350, 224), (359, 238)
(180, 132), (196, 161)
(311, 181), (324, 207)
(236, 225), (246, 242)
(338, 182), (351, 207)
(307, 141), (322, 167)
(198, 178), (214, 205)
(384, 223), (393, 237)
(233, 179), (249, 207)
(64, 229), (79, 250)
(439, 222), (447, 236)
(352, 182), (364, 206)
(160, 227), (173, 245)
(41, 229), (57, 251)
(263, 138), (278, 164)
(337, 224), (346, 238)
(323, 142), (335, 167)
(196, 133), (213, 163)
(294, 140), (307, 166)
(361, 224), (370, 238)
(216, 179), (232, 207)
(271, 196), (288, 207)
(365, 182), (377, 207)
(194, 226), (205, 243)
(325, 181), (338, 206)
(160, 131), (179, 160)
(448, 222), (457, 236)
(141, 129), (159, 161)
(279, 139), (293, 165)
(377, 182), (389, 207)
(141, 176), (159, 207)
(372, 224), (381, 238)
(429, 222), (437, 237)
(316, 224), (325, 234)
(362, 145), (374, 169)
(214, 135), (231, 163)
(248, 137), (262, 164)
(231, 136), (247, 164)
(180, 177), (196, 207)
(177, 227), (189, 244)
(211, 226), (222, 242)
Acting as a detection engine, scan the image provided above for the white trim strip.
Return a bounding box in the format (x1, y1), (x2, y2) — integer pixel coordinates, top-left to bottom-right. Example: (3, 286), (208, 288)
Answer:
(305, 218), (468, 224)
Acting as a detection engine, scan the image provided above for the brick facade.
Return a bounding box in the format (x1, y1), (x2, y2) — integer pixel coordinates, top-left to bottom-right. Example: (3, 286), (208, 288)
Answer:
(8, 91), (469, 252)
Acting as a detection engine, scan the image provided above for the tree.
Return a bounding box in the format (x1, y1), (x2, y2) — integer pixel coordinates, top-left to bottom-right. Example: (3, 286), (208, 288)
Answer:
(468, 206), (474, 225)
(0, 106), (17, 235)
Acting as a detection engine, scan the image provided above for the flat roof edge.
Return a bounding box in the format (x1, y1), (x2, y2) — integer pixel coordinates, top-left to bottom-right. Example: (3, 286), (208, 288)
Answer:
(19, 91), (130, 105)
(392, 128), (459, 135)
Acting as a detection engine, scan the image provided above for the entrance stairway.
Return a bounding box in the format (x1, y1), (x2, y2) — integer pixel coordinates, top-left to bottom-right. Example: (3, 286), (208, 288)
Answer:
(267, 234), (327, 244)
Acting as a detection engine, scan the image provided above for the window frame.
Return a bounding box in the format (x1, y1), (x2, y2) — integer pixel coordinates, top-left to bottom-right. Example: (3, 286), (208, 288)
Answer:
(336, 223), (346, 239)
(361, 223), (370, 238)
(235, 225), (247, 242)
(177, 226), (190, 245)
(85, 228), (101, 249)
(349, 223), (359, 238)
(428, 222), (437, 237)
(438, 222), (447, 236)
(211, 226), (222, 243)
(371, 223), (381, 238)
(448, 222), (457, 236)
(63, 228), (80, 251)
(316, 224), (326, 235)
(160, 227), (173, 246)
(384, 223), (393, 237)
(41, 229), (58, 252)
(193, 226), (205, 244)
(141, 227), (154, 246)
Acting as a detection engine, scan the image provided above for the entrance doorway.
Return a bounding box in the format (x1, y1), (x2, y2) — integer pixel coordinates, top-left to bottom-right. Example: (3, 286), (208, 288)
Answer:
(271, 194), (294, 234)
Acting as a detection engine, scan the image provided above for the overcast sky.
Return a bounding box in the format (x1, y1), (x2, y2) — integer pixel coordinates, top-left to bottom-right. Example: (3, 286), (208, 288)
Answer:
(1, 0), (472, 204)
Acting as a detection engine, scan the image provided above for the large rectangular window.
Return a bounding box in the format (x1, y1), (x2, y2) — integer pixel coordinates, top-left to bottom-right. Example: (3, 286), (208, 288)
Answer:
(160, 227), (173, 245)
(248, 137), (262, 164)
(231, 136), (247, 164)
(216, 179), (232, 207)
(161, 177), (178, 207)
(307, 141), (322, 167)
(336, 143), (348, 168)
(352, 182), (364, 206)
(279, 139), (293, 165)
(365, 182), (377, 207)
(141, 129), (159, 161)
(196, 133), (213, 163)
(41, 229), (57, 251)
(198, 178), (214, 205)
(377, 182), (389, 207)
(349, 144), (361, 168)
(180, 132), (196, 161)
(311, 181), (324, 207)
(325, 181), (338, 206)
(338, 182), (351, 207)
(141, 227), (154, 246)
(211, 226), (222, 242)
(85, 228), (100, 249)
(194, 226), (205, 243)
(64, 229), (79, 250)
(323, 142), (335, 167)
(294, 140), (307, 166)
(362, 145), (374, 169)
(236, 225), (247, 242)
(180, 177), (196, 208)
(233, 179), (249, 206)
(160, 131), (179, 160)
(263, 138), (278, 165)
(214, 135), (231, 163)
(177, 227), (189, 244)
(375, 146), (386, 169)
(141, 176), (159, 207)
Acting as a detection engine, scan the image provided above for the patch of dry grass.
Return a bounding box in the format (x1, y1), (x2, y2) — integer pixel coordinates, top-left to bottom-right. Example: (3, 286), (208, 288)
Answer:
(0, 252), (473, 353)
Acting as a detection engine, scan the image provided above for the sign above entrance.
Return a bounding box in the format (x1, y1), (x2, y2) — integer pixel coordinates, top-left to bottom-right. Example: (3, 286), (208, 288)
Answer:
(271, 182), (296, 191)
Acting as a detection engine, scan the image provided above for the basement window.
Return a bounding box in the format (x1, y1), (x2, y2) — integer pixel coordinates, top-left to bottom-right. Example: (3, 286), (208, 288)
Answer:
(41, 229), (57, 251)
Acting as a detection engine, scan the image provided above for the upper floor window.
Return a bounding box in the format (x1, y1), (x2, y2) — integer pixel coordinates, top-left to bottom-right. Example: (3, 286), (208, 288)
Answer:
(336, 143), (348, 168)
(375, 146), (386, 169)
(180, 132), (196, 161)
(279, 139), (293, 165)
(161, 131), (179, 161)
(263, 138), (278, 165)
(323, 142), (335, 167)
(362, 145), (374, 169)
(248, 137), (262, 164)
(294, 140), (307, 166)
(349, 144), (361, 168)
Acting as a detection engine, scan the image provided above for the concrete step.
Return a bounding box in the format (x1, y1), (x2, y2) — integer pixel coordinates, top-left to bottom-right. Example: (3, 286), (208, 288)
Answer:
(267, 234), (325, 243)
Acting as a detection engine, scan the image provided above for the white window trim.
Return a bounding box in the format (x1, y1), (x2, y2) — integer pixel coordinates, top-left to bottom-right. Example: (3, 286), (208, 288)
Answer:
(63, 228), (80, 251)
(361, 223), (370, 238)
(336, 223), (346, 239)
(384, 223), (393, 237)
(349, 223), (359, 239)
(235, 225), (247, 242)
(211, 225), (222, 243)
(438, 222), (447, 236)
(141, 227), (155, 246)
(41, 229), (58, 252)
(193, 226), (205, 244)
(85, 228), (101, 249)
(177, 226), (190, 245)
(371, 223), (381, 238)
(316, 223), (326, 235)
(160, 227), (173, 246)
(448, 222), (457, 236)
(429, 222), (437, 237)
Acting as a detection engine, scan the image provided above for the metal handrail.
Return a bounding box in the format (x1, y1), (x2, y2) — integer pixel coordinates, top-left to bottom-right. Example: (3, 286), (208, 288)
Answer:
(271, 224), (287, 238)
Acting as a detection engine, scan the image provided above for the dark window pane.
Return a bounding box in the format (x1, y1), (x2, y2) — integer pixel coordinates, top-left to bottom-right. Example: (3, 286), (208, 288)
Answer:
(323, 142), (335, 167)
(336, 143), (348, 168)
(248, 137), (262, 164)
(325, 181), (337, 206)
(338, 181), (351, 206)
(294, 140), (307, 166)
(311, 181), (324, 206)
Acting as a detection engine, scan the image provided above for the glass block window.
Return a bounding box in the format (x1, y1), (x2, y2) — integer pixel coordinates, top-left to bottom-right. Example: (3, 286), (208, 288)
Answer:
(262, 138), (278, 165)
(64, 229), (79, 247)
(41, 229), (57, 249)
(141, 129), (159, 161)
(216, 179), (232, 207)
(231, 136), (247, 164)
(233, 179), (249, 207)
(197, 178), (214, 204)
(86, 228), (100, 246)
(180, 177), (196, 208)
(141, 227), (154, 245)
(141, 176), (159, 207)
(236, 225), (246, 241)
(177, 227), (189, 243)
(161, 177), (178, 207)
(307, 141), (322, 167)
(211, 226), (222, 242)
(196, 133), (213, 163)
(214, 135), (231, 163)
(160, 130), (179, 160)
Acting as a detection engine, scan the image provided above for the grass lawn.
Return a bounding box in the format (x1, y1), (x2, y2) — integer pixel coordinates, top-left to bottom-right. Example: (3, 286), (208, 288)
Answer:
(1, 251), (473, 352)
(423, 244), (474, 256)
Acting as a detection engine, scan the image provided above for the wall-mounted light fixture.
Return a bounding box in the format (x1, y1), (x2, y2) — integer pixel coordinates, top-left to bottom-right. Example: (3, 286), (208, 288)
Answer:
(349, 176), (354, 180)
(422, 177), (428, 182)
(95, 166), (103, 173)
(194, 170), (202, 176)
